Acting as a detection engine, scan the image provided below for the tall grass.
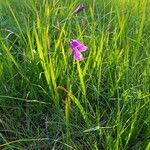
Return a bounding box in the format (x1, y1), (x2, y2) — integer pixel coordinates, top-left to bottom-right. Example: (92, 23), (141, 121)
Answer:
(0, 0), (150, 149)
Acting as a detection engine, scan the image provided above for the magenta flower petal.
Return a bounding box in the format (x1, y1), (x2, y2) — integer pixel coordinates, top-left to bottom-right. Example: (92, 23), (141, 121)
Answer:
(72, 49), (83, 61)
(69, 40), (79, 48)
(72, 4), (84, 14)
(69, 40), (88, 61)
(77, 43), (88, 52)
(70, 49), (76, 55)
(69, 40), (88, 52)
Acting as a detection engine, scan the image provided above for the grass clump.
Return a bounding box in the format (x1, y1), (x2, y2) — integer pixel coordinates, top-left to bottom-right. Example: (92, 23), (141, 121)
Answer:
(0, 0), (150, 149)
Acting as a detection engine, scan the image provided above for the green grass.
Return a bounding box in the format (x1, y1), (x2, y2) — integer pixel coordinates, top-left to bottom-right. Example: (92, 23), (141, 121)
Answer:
(0, 0), (150, 149)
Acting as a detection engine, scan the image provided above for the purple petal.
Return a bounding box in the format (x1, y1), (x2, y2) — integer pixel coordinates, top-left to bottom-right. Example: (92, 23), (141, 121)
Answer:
(73, 49), (83, 61)
(69, 40), (88, 52)
(69, 40), (80, 48)
(70, 48), (83, 61)
(70, 49), (76, 55)
(76, 43), (88, 52)
(72, 5), (84, 14)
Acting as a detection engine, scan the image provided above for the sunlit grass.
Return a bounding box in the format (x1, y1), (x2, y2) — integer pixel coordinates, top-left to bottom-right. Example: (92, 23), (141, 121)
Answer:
(0, 0), (150, 149)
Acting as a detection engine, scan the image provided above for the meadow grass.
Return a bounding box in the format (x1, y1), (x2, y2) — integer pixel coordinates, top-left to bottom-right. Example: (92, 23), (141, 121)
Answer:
(0, 0), (150, 149)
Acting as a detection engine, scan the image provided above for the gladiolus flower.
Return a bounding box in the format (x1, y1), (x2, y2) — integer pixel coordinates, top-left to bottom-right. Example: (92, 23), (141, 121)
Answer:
(69, 40), (88, 61)
(72, 5), (84, 14)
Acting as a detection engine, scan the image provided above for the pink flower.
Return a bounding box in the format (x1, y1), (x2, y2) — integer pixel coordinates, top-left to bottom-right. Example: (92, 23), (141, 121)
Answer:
(69, 40), (88, 61)
(72, 5), (84, 14)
